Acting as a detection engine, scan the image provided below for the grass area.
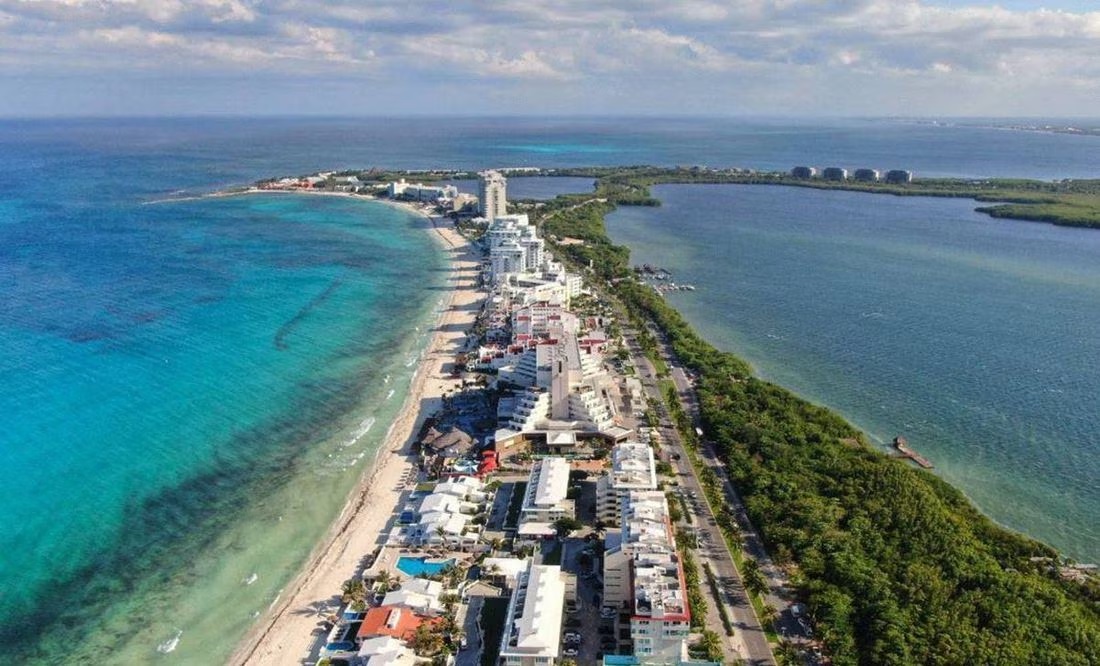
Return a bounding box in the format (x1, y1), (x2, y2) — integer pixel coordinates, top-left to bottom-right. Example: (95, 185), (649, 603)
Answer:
(478, 597), (510, 666)
(503, 481), (527, 529)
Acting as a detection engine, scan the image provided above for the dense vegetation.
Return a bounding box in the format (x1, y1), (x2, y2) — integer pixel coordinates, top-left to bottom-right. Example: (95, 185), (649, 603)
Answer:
(533, 192), (1100, 666)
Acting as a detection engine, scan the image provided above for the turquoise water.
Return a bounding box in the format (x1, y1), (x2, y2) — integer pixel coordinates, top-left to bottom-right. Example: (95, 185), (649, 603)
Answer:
(0, 189), (446, 661)
(396, 557), (456, 577)
(607, 185), (1100, 562)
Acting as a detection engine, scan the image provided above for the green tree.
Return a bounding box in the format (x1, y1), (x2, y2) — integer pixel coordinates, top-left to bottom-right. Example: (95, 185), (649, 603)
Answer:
(553, 516), (583, 536)
(699, 629), (723, 662)
(741, 559), (768, 597)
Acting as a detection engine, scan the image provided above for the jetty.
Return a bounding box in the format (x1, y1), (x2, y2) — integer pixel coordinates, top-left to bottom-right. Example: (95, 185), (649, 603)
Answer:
(893, 436), (933, 469)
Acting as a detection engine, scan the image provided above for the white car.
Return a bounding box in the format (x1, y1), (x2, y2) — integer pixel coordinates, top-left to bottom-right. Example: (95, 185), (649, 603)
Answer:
(563, 631), (581, 641)
(562, 648), (579, 657)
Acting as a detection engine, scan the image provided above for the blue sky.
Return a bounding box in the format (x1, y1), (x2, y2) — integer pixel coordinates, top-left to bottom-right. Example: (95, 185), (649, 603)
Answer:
(0, 1), (1097, 117)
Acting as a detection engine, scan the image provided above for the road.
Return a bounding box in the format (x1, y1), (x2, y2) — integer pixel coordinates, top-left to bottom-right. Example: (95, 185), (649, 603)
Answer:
(623, 324), (778, 666)
(666, 361), (817, 652)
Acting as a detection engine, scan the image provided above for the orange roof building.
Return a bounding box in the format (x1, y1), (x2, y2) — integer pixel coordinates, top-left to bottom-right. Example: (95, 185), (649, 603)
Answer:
(357, 605), (443, 643)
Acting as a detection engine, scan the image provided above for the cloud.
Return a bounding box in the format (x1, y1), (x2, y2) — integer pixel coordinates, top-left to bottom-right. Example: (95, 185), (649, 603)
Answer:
(0, 0), (1098, 114)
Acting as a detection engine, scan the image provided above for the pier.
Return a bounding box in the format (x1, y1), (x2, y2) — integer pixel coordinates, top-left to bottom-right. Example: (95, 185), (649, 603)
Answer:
(893, 436), (934, 469)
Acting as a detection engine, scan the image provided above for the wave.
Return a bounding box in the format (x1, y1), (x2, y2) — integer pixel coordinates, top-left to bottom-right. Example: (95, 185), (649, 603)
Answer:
(156, 629), (182, 654)
(342, 417), (376, 448)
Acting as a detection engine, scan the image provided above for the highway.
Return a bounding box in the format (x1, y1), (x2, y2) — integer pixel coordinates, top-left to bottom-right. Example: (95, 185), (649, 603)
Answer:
(622, 324), (778, 666)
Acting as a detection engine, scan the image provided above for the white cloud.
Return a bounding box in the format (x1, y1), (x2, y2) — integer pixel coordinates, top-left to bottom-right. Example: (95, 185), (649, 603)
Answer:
(0, 0), (1098, 114)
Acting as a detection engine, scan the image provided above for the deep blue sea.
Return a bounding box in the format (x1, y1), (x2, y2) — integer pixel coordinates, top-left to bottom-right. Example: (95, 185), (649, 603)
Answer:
(0, 117), (1098, 662)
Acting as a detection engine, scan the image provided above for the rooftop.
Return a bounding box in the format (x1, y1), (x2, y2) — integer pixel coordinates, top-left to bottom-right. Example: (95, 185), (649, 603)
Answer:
(526, 457), (570, 509)
(609, 442), (658, 491)
(500, 563), (566, 659)
(357, 605), (442, 642)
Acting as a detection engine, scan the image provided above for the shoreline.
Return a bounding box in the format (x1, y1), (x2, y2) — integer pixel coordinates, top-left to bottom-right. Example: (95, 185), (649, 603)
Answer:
(228, 200), (481, 665)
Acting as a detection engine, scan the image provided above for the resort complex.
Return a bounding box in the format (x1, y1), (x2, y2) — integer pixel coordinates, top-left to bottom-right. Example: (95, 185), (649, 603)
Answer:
(245, 168), (764, 666)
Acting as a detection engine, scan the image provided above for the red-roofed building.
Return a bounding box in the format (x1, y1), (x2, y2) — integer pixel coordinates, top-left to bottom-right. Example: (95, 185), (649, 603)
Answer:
(357, 605), (443, 643)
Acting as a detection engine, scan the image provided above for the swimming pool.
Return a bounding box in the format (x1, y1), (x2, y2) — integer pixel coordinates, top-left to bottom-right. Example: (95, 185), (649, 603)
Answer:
(396, 556), (455, 577)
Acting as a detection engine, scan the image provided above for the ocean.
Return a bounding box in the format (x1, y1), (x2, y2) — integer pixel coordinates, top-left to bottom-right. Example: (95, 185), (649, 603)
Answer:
(0, 117), (1097, 662)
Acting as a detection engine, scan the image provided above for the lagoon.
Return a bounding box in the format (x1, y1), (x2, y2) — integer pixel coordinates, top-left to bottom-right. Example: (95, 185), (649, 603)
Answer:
(607, 184), (1100, 562)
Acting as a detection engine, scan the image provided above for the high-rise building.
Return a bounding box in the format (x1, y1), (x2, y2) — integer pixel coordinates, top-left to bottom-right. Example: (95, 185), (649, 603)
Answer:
(479, 169), (508, 220)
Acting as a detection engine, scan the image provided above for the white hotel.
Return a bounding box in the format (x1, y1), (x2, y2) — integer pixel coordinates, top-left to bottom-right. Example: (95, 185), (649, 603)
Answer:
(479, 169), (508, 221)
(596, 442), (658, 524)
(498, 562), (567, 665)
(517, 456), (574, 542)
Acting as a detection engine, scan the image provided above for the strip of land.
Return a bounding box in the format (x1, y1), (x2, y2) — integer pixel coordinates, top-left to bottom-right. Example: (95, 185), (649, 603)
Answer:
(249, 165), (1100, 229)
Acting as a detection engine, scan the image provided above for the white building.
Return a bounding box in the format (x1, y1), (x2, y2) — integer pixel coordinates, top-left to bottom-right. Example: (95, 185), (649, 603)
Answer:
(382, 578), (445, 615)
(487, 214), (543, 283)
(518, 457), (574, 541)
(597, 443), (658, 524)
(479, 170), (508, 221)
(603, 491), (691, 664)
(357, 636), (416, 666)
(434, 475), (489, 503)
(498, 562), (566, 666)
(389, 179), (458, 202)
(511, 300), (578, 342)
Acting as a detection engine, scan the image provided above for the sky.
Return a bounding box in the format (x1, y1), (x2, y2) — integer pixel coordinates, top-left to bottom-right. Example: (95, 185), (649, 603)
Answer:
(0, 0), (1097, 117)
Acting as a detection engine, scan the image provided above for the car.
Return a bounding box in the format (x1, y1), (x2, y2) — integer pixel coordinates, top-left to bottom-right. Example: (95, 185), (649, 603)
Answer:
(562, 648), (579, 657)
(563, 631), (581, 641)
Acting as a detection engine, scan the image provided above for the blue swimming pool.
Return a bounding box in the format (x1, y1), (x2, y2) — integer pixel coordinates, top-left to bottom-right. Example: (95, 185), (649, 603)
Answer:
(396, 556), (455, 577)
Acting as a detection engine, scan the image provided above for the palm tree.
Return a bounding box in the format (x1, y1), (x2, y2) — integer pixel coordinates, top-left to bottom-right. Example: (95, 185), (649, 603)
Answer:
(375, 569), (392, 591)
(341, 577), (366, 605)
(762, 603), (780, 629)
(699, 629), (723, 661)
(777, 640), (801, 665)
(742, 559), (768, 597)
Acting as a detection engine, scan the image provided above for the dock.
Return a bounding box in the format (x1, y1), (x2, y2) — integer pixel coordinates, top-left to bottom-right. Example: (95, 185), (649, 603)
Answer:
(893, 436), (934, 469)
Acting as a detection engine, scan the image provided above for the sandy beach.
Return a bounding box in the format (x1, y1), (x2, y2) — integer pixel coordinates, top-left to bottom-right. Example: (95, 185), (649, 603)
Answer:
(229, 206), (482, 666)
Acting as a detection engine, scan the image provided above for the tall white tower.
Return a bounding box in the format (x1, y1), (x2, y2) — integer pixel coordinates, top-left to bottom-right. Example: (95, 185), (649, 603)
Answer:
(478, 170), (508, 221)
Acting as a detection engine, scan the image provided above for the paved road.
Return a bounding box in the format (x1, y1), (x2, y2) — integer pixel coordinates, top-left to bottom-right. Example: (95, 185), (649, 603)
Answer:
(623, 325), (777, 666)
(666, 355), (817, 652)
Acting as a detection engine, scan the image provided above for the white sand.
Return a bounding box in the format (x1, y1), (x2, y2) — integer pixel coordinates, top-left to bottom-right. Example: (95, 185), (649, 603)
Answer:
(229, 211), (482, 666)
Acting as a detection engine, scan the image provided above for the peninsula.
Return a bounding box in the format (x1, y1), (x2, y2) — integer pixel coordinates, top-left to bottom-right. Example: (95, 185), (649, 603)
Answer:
(226, 168), (1099, 666)
(248, 164), (1100, 230)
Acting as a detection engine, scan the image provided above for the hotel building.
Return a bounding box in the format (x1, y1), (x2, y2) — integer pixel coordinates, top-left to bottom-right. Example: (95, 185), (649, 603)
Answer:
(596, 442), (658, 524)
(498, 562), (567, 665)
(479, 169), (508, 221)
